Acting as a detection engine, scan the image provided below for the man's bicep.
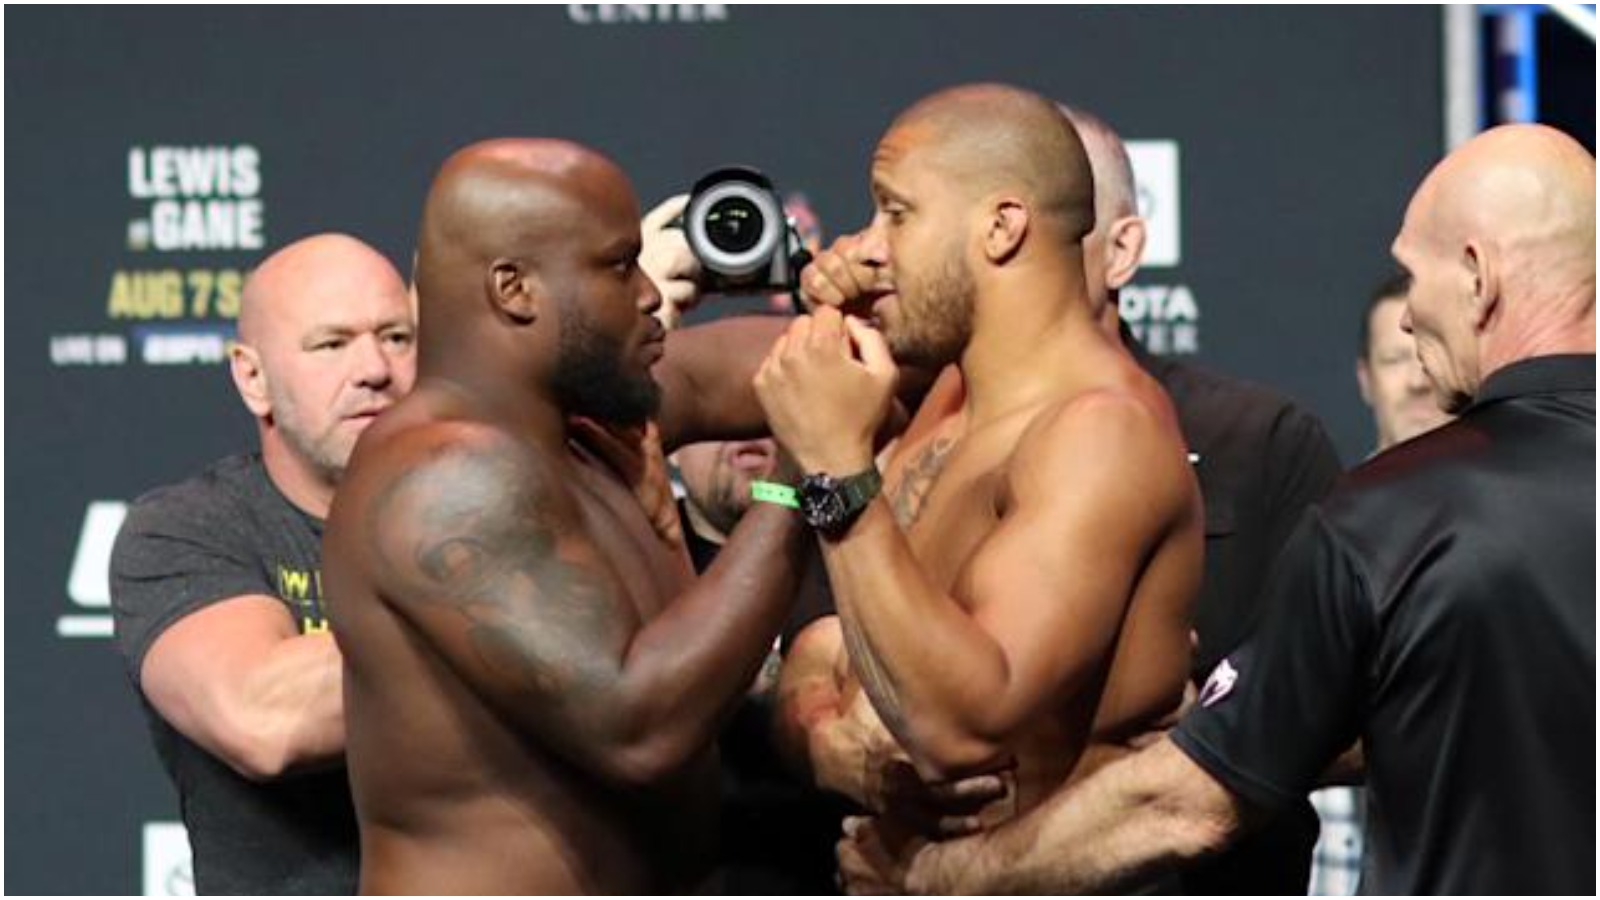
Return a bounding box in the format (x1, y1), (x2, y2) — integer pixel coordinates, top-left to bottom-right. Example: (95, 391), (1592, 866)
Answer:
(964, 497), (1147, 725)
(367, 445), (638, 737)
(965, 411), (1184, 725)
(139, 595), (301, 742)
(110, 500), (275, 679)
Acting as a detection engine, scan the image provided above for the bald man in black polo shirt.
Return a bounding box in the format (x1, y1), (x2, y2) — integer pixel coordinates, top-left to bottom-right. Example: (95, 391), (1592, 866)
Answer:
(848, 123), (1595, 895)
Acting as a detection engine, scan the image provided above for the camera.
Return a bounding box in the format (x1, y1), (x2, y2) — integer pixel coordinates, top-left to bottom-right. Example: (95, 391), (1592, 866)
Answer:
(678, 166), (812, 295)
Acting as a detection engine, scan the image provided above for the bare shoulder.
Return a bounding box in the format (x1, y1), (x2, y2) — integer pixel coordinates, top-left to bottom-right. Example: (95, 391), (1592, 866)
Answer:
(340, 420), (582, 599)
(1008, 385), (1192, 505)
(1022, 385), (1178, 460)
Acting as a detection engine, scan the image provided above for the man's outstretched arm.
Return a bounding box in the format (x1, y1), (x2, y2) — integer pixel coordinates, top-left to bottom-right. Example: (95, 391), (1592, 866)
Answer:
(883, 737), (1249, 894)
(353, 424), (806, 787)
(113, 500), (344, 781)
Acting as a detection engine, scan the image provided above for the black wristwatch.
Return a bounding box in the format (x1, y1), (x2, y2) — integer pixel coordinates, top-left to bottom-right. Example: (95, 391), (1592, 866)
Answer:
(798, 464), (883, 538)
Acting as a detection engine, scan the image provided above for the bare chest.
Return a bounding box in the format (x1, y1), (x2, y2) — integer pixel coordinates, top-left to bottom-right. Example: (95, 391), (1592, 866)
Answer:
(567, 455), (691, 621)
(881, 422), (1021, 600)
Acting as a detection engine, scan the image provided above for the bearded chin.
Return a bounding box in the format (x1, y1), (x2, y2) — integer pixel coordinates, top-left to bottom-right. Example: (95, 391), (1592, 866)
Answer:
(892, 261), (974, 368)
(889, 328), (961, 370)
(551, 313), (661, 428)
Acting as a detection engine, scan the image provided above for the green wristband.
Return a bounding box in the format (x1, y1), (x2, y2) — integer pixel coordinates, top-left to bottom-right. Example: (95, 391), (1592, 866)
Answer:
(750, 480), (800, 510)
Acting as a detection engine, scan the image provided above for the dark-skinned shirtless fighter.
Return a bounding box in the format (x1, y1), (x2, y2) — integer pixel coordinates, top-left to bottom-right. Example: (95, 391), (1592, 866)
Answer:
(323, 138), (804, 894)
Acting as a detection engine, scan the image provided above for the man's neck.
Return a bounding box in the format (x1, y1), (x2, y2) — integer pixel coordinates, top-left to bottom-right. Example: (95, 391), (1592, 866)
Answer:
(960, 287), (1118, 426)
(1481, 309), (1597, 379)
(260, 438), (335, 520)
(418, 372), (570, 449)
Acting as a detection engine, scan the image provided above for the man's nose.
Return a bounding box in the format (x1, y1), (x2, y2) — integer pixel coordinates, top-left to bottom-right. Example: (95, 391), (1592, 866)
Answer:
(351, 334), (394, 390)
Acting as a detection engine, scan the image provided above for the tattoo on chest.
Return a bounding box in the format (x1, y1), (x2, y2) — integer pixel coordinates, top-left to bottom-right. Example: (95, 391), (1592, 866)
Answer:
(888, 436), (956, 528)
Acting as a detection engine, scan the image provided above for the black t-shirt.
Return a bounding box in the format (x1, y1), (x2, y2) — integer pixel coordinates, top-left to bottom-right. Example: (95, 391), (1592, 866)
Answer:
(1173, 355), (1596, 895)
(110, 453), (358, 896)
(1130, 329), (1345, 679)
(1131, 336), (1342, 894)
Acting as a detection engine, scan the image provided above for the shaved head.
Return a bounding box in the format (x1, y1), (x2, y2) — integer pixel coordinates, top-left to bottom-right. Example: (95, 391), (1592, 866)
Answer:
(415, 139), (638, 320)
(888, 83), (1096, 243)
(1406, 124), (1594, 317)
(411, 138), (662, 425)
(239, 233), (404, 347)
(231, 232), (416, 514)
(1060, 105), (1138, 225)
(1393, 124), (1595, 408)
(1054, 104), (1145, 326)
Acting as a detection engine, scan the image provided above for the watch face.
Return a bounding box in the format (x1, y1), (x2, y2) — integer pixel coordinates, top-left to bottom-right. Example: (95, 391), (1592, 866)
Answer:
(804, 492), (846, 528)
(800, 468), (881, 535)
(800, 474), (846, 530)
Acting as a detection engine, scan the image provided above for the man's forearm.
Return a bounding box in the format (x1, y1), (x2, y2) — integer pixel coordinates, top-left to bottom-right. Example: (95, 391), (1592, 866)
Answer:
(231, 631), (345, 777)
(657, 316), (788, 449)
(621, 502), (808, 765)
(824, 501), (1013, 776)
(910, 738), (1245, 894)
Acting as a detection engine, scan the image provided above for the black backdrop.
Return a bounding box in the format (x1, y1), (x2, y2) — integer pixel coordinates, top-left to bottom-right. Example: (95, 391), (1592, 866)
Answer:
(7, 6), (1444, 894)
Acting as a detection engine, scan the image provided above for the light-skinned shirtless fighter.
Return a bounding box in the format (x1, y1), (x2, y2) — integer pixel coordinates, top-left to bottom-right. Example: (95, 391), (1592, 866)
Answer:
(322, 139), (807, 894)
(759, 83), (1202, 858)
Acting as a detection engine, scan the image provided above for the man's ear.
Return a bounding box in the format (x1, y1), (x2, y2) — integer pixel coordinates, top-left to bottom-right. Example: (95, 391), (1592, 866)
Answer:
(982, 199), (1030, 264)
(488, 259), (543, 324)
(1463, 241), (1500, 333)
(230, 342), (271, 418)
(1103, 216), (1148, 291)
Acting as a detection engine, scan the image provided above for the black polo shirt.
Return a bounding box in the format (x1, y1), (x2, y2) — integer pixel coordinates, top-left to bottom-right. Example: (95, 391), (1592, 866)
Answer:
(1173, 354), (1596, 895)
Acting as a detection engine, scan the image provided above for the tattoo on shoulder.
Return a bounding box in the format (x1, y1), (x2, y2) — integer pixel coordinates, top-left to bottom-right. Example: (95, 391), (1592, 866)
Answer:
(366, 443), (625, 699)
(889, 436), (956, 528)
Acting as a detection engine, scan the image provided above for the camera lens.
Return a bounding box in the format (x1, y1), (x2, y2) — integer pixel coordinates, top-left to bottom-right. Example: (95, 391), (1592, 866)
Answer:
(684, 170), (784, 281)
(704, 196), (764, 254)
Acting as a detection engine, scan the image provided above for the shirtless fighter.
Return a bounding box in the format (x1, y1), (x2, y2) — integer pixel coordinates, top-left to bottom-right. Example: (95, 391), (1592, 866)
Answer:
(760, 83), (1202, 856)
(323, 139), (806, 893)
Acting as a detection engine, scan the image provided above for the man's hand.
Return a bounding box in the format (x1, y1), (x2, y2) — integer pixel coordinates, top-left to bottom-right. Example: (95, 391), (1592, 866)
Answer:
(639, 193), (700, 330)
(837, 815), (930, 895)
(754, 307), (896, 475)
(878, 763), (1013, 838)
(817, 692), (1009, 838)
(812, 689), (907, 807)
(799, 232), (892, 316)
(570, 417), (686, 552)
